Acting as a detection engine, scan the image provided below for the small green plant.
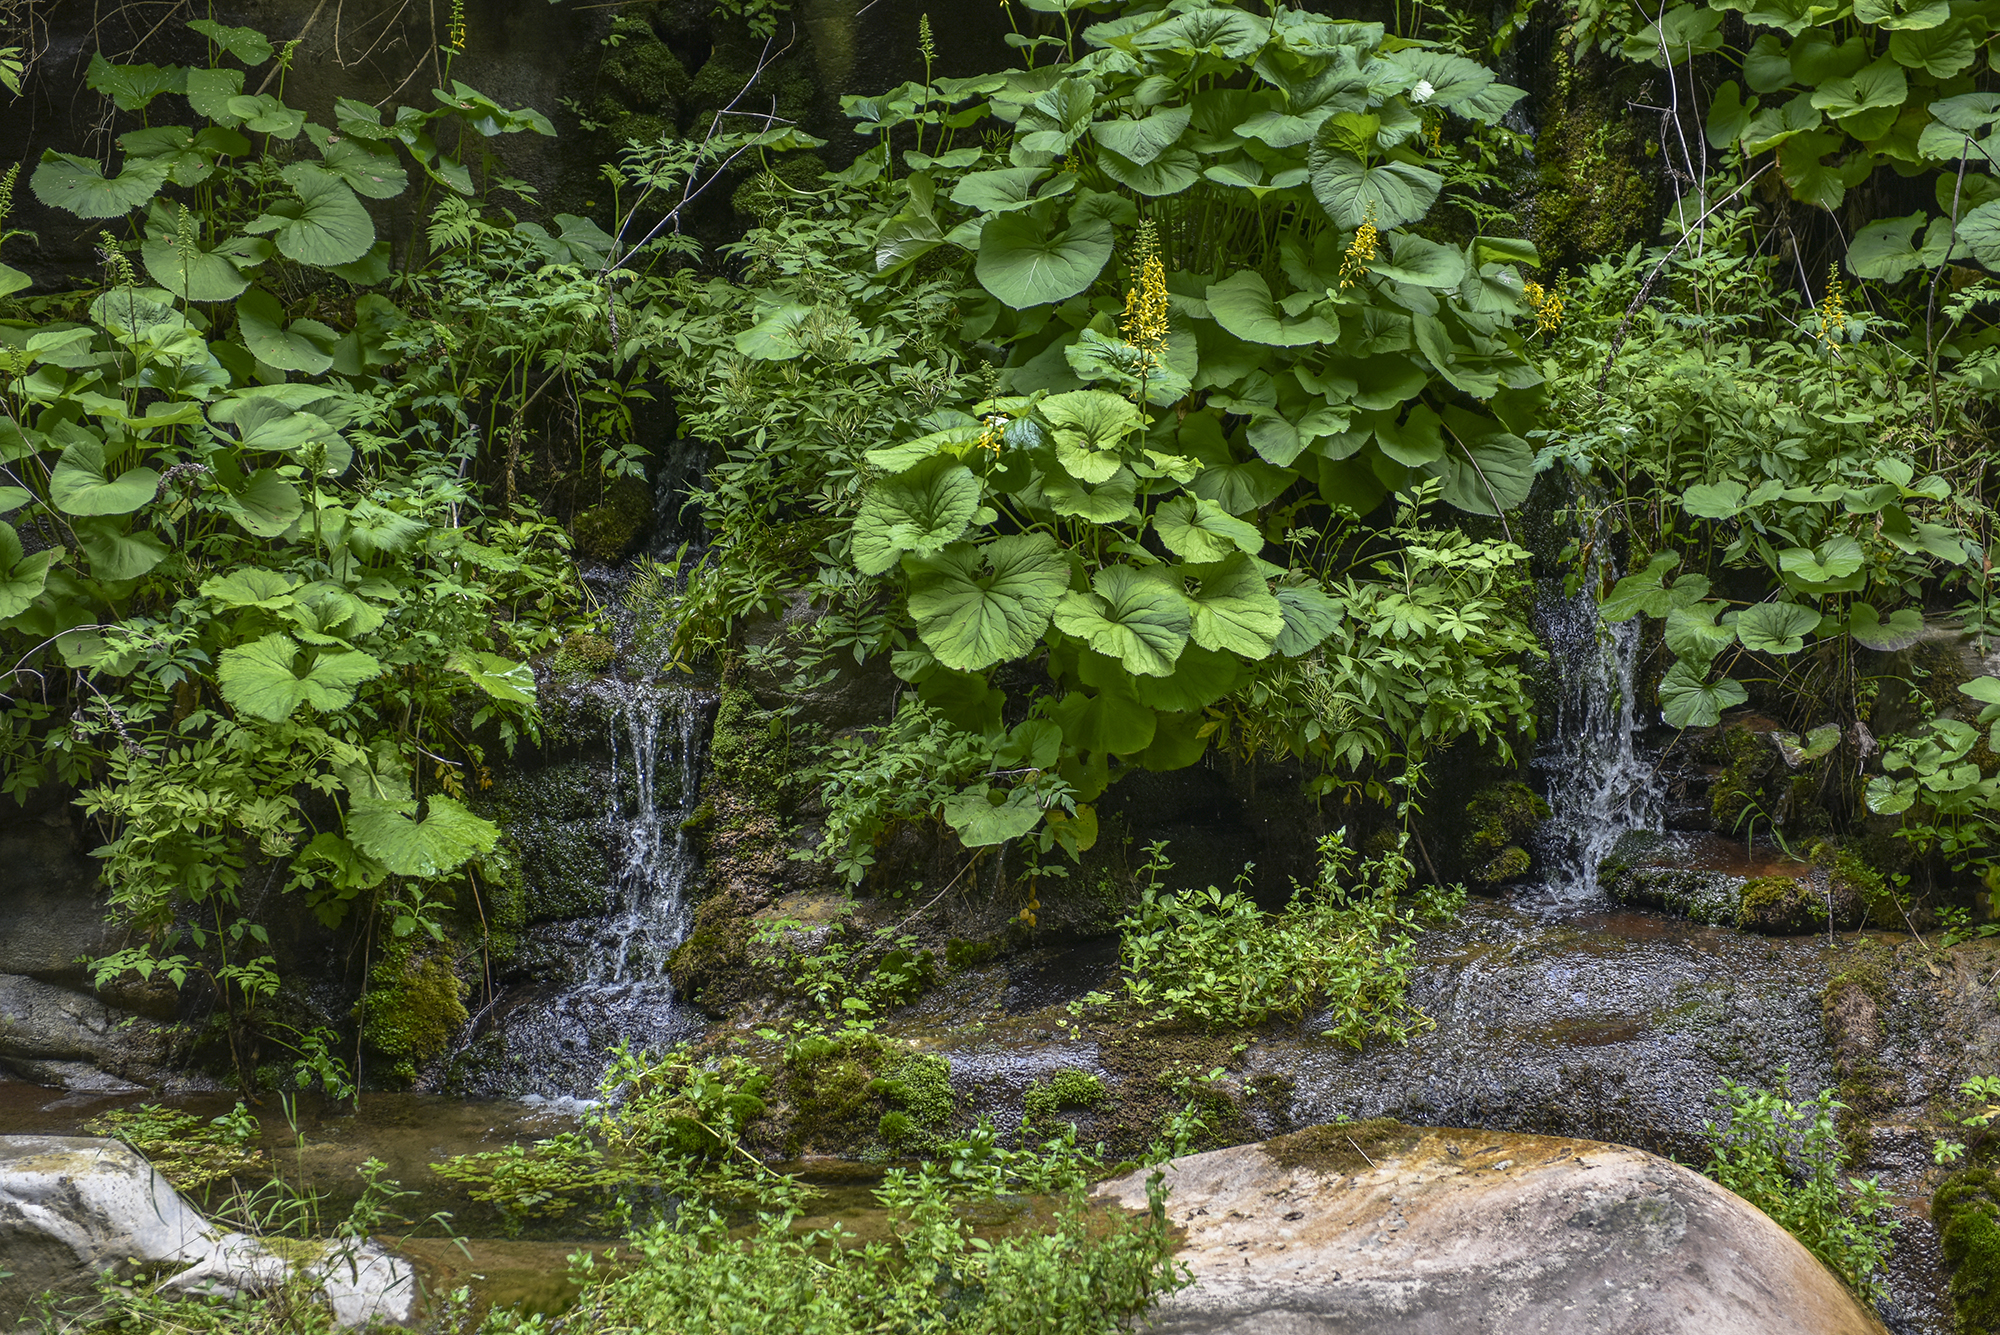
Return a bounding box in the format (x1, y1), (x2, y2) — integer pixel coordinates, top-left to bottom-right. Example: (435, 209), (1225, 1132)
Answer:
(1118, 833), (1458, 1043)
(82, 1101), (265, 1196)
(1703, 1069), (1896, 1303)
(1024, 1069), (1109, 1122)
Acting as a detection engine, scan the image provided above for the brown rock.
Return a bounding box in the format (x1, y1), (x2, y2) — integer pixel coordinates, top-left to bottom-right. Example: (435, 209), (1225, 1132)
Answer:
(1093, 1123), (1886, 1335)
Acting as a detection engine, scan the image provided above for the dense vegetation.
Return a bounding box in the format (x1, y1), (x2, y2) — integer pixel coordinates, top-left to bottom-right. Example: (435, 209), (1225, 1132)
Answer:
(8, 0), (2000, 1325)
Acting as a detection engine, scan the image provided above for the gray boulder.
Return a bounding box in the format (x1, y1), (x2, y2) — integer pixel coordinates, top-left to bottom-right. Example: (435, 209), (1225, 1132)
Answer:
(0, 1136), (414, 1328)
(1093, 1123), (1887, 1335)
(0, 974), (180, 1089)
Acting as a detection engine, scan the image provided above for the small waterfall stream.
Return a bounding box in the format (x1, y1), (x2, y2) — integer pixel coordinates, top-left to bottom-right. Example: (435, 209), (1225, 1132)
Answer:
(1527, 583), (1664, 900)
(461, 678), (715, 1100)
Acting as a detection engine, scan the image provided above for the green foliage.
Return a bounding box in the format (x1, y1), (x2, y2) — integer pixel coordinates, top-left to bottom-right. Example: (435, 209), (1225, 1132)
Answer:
(1117, 833), (1460, 1043)
(1935, 1164), (2000, 1333)
(1023, 1069), (1108, 1122)
(1703, 1069), (1896, 1302)
(654, 2), (1554, 873)
(356, 947), (470, 1085)
(81, 1101), (264, 1195)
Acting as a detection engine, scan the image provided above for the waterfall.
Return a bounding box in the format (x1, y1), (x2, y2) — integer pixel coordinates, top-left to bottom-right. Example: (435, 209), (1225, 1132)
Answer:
(462, 678), (714, 1100)
(1527, 571), (1665, 901)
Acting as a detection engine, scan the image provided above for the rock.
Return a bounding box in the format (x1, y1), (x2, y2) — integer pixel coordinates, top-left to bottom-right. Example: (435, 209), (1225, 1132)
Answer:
(0, 975), (180, 1089)
(1094, 1124), (1887, 1335)
(1596, 830), (1859, 933)
(0, 1135), (414, 1328)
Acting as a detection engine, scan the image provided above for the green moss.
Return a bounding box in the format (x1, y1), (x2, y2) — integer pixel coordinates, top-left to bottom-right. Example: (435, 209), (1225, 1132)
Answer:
(784, 1031), (885, 1149)
(871, 948), (938, 1007)
(1459, 781), (1549, 886)
(1706, 725), (1773, 833)
(1828, 845), (1902, 929)
(1935, 1166), (2000, 1333)
(1531, 47), (1658, 271)
(1821, 937), (1897, 1155)
(667, 896), (752, 1011)
(1736, 875), (1828, 935)
(878, 1110), (917, 1144)
(551, 631), (617, 679)
(870, 1051), (954, 1129)
(1264, 1118), (1422, 1174)
(944, 938), (999, 972)
(600, 23), (689, 108)
(1023, 1069), (1108, 1122)
(357, 947), (469, 1086)
(570, 475), (652, 564)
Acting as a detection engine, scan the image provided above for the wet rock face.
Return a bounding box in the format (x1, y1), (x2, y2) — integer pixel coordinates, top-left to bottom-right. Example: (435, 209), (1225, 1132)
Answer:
(1597, 830), (1861, 933)
(0, 975), (180, 1091)
(1094, 1125), (1888, 1335)
(0, 1136), (412, 1327)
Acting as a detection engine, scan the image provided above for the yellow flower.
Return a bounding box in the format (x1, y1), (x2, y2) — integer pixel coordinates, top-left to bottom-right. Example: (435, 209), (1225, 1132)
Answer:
(1820, 265), (1847, 348)
(1120, 220), (1169, 368)
(1339, 207), (1378, 289)
(1522, 278), (1564, 335)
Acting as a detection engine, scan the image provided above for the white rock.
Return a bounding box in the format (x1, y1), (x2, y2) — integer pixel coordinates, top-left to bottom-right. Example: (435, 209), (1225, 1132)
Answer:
(0, 1135), (414, 1328)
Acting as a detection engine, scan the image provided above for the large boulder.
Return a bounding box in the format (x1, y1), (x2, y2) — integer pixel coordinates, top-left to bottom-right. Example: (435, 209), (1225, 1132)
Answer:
(0, 1136), (413, 1328)
(0, 975), (180, 1090)
(1094, 1123), (1887, 1334)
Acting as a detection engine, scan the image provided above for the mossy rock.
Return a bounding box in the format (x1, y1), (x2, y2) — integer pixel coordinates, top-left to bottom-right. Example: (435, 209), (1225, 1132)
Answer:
(666, 895), (753, 1014)
(1023, 1069), (1108, 1122)
(784, 1031), (885, 1150)
(600, 25), (689, 109)
(570, 475), (653, 564)
(551, 631), (617, 679)
(1735, 875), (1829, 935)
(1935, 1165), (2000, 1333)
(356, 947), (469, 1086)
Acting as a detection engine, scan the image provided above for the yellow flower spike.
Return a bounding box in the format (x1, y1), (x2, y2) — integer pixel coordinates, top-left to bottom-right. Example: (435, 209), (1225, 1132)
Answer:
(1119, 219), (1170, 387)
(1521, 278), (1564, 335)
(1820, 265), (1847, 348)
(1339, 206), (1378, 290)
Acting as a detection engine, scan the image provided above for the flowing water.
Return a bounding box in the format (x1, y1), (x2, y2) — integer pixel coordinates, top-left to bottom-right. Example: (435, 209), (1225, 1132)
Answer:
(1527, 579), (1664, 901)
(459, 679), (715, 1099)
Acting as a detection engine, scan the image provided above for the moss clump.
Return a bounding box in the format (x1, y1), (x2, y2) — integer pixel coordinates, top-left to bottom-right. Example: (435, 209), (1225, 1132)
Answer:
(357, 948), (469, 1085)
(1705, 724), (1776, 833)
(870, 948), (938, 1007)
(667, 896), (753, 1014)
(551, 631), (617, 679)
(1935, 1166), (2000, 1333)
(870, 1051), (954, 1135)
(1828, 845), (1902, 929)
(784, 1031), (884, 1150)
(1460, 781), (1550, 886)
(1532, 47), (1658, 271)
(945, 938), (999, 972)
(570, 475), (653, 564)
(1736, 875), (1828, 935)
(1820, 937), (1897, 1154)
(1024, 1069), (1108, 1122)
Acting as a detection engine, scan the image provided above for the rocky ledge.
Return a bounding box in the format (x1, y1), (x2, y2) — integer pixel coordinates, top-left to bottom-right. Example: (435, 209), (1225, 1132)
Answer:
(1094, 1122), (1886, 1335)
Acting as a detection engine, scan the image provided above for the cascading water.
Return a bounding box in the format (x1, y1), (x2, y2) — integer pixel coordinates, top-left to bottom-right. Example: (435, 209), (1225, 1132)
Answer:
(460, 678), (714, 1099)
(1525, 563), (1665, 901)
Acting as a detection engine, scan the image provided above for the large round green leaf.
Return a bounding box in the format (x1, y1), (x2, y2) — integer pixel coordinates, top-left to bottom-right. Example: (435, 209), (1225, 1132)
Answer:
(1273, 582), (1343, 656)
(1098, 147), (1202, 197)
(1307, 144), (1441, 230)
(1052, 564), (1191, 677)
(1153, 496), (1263, 562)
(1436, 418), (1535, 515)
(1132, 643), (1244, 712)
(73, 517), (167, 582)
(851, 456), (981, 576)
(1184, 552), (1283, 658)
(1889, 22), (1975, 78)
(142, 229), (260, 302)
(49, 438), (161, 517)
(0, 523), (60, 621)
(1664, 601), (1737, 667)
(1206, 270), (1339, 346)
(218, 632), (384, 721)
(236, 287), (336, 373)
(1736, 601), (1820, 654)
(905, 534), (1071, 672)
(1659, 661), (1749, 728)
(222, 468), (305, 538)
(244, 164), (376, 268)
(974, 209), (1114, 310)
(30, 151), (168, 220)
(1848, 602), (1925, 651)
(1957, 199), (2000, 268)
(347, 794), (498, 878)
(1052, 684), (1158, 756)
(1089, 106), (1191, 165)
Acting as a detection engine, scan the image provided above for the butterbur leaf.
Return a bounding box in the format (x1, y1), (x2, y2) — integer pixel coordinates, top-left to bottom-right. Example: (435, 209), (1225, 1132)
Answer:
(1307, 143), (1442, 230)
(1736, 601), (1820, 654)
(73, 518), (167, 582)
(217, 632), (384, 721)
(0, 523), (60, 620)
(1132, 643), (1243, 712)
(940, 786), (1044, 846)
(975, 209), (1115, 309)
(1601, 552), (1708, 622)
(1864, 775), (1917, 815)
(1778, 536), (1865, 588)
(1273, 583), (1343, 656)
(1682, 480), (1747, 518)
(188, 19), (274, 65)
(1959, 677), (2000, 705)
(236, 287), (335, 374)
(1185, 552), (1283, 659)
(1664, 601), (1736, 667)
(1774, 723), (1843, 767)
(1848, 602), (1925, 651)
(448, 651), (536, 705)
(1153, 496), (1263, 562)
(1658, 660), (1748, 728)
(1052, 683), (1158, 755)
(1206, 270), (1338, 346)
(347, 794), (498, 878)
(244, 164), (376, 267)
(905, 534), (1070, 672)
(49, 439), (161, 517)
(852, 457), (981, 576)
(31, 151), (168, 220)
(1052, 564), (1191, 677)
